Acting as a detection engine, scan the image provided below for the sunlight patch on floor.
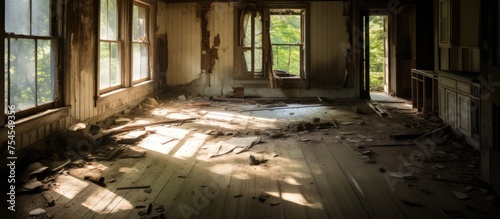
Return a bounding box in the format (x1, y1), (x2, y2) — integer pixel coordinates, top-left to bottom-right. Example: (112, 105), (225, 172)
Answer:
(268, 191), (324, 209)
(138, 127), (189, 154)
(54, 175), (89, 200)
(87, 191), (132, 215)
(173, 133), (208, 159)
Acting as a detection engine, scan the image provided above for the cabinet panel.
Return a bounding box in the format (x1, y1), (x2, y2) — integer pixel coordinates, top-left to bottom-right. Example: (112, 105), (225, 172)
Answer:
(457, 81), (470, 93)
(446, 90), (457, 128)
(457, 94), (471, 136)
(438, 86), (446, 119)
(439, 76), (456, 89)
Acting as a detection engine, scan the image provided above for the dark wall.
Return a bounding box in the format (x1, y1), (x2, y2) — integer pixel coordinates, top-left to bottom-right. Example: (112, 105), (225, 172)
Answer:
(416, 0), (434, 70)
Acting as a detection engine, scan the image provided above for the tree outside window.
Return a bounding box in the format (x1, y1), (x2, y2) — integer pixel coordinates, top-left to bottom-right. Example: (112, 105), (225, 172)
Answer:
(4, 0), (57, 113)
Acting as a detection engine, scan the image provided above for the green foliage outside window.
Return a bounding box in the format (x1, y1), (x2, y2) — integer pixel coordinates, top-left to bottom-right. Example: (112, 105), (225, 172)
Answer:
(369, 16), (385, 91)
(270, 15), (302, 76)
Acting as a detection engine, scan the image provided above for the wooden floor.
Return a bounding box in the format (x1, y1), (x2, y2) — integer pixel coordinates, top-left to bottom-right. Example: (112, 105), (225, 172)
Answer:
(10, 96), (500, 219)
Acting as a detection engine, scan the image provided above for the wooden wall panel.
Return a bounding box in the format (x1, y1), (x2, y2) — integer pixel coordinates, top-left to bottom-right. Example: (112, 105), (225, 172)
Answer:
(161, 3), (202, 86)
(310, 1), (349, 88)
(208, 3), (235, 88)
(66, 0), (97, 123)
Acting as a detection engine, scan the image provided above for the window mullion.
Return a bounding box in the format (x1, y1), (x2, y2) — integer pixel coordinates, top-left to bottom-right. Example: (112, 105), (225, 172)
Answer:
(251, 13), (255, 75)
(35, 39), (38, 106)
(29, 0), (33, 35)
(7, 39), (11, 107)
(107, 42), (110, 88)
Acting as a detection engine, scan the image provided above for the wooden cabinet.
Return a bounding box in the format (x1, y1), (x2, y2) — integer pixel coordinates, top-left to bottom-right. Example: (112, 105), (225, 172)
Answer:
(438, 86), (445, 119)
(437, 71), (480, 146)
(445, 89), (457, 128)
(411, 69), (438, 114)
(457, 93), (471, 135)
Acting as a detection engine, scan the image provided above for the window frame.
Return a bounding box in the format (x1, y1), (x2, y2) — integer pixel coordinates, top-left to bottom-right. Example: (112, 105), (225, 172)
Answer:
(439, 0), (451, 47)
(98, 0), (123, 94)
(240, 10), (264, 78)
(131, 2), (151, 84)
(235, 4), (308, 80)
(269, 9), (306, 78)
(96, 0), (153, 99)
(3, 0), (62, 119)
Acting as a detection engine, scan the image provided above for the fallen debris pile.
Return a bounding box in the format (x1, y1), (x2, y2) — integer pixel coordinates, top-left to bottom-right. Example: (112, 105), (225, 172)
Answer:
(285, 119), (333, 132)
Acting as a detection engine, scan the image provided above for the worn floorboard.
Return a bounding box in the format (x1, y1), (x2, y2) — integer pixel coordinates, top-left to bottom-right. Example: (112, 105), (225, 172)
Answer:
(13, 96), (499, 219)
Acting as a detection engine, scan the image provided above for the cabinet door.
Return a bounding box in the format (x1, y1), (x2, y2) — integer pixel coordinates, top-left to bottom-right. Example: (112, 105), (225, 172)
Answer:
(457, 94), (471, 136)
(438, 86), (446, 119)
(445, 90), (457, 128)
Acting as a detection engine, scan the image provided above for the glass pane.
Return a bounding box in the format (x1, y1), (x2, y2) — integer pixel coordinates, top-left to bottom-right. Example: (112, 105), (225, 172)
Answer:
(270, 15), (302, 44)
(132, 6), (139, 40)
(254, 48), (262, 72)
(100, 0), (108, 39)
(272, 45), (301, 75)
(255, 12), (262, 47)
(99, 42), (110, 89)
(32, 0), (51, 36)
(243, 50), (252, 72)
(5, 39), (8, 112)
(140, 45), (149, 79)
(37, 40), (55, 104)
(108, 0), (118, 40)
(242, 12), (252, 47)
(440, 1), (448, 19)
(133, 5), (147, 42)
(110, 42), (120, 86)
(440, 20), (449, 42)
(132, 43), (141, 80)
(5, 0), (30, 35)
(9, 39), (36, 110)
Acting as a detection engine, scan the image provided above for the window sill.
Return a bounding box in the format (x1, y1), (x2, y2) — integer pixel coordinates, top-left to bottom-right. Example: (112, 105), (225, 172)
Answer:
(0, 106), (70, 143)
(97, 80), (156, 106)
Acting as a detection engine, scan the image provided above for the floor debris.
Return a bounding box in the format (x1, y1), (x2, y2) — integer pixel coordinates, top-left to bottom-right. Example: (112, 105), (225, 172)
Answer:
(49, 159), (71, 171)
(84, 173), (105, 185)
(390, 172), (414, 179)
(22, 180), (44, 190)
(451, 191), (470, 200)
(43, 193), (55, 206)
(400, 199), (424, 207)
(249, 155), (268, 165)
(21, 162), (48, 183)
(115, 118), (131, 125)
(29, 208), (47, 216)
(117, 131), (148, 144)
(116, 185), (151, 190)
(257, 193), (270, 202)
(210, 136), (261, 157)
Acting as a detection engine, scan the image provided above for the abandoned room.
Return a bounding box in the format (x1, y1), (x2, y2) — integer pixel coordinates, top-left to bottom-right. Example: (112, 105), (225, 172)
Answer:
(1, 0), (500, 218)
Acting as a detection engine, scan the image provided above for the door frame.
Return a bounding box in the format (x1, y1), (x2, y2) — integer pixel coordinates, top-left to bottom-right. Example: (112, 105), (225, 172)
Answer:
(355, 3), (416, 99)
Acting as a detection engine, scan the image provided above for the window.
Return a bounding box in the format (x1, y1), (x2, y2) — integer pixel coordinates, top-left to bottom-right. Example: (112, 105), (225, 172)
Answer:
(99, 0), (121, 91)
(270, 9), (305, 77)
(4, 0), (59, 115)
(238, 6), (306, 80)
(241, 10), (263, 78)
(439, 0), (450, 46)
(132, 3), (150, 82)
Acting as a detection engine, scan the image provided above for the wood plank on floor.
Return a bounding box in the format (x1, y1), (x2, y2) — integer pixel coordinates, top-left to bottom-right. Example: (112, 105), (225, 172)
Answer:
(308, 141), (370, 218)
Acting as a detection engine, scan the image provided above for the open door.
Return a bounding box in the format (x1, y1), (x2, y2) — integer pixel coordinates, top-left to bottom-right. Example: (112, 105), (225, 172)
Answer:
(394, 6), (416, 98)
(383, 16), (389, 93)
(360, 10), (370, 99)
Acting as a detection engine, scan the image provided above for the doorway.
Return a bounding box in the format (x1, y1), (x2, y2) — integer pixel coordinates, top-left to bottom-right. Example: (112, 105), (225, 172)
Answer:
(368, 15), (389, 94)
(360, 6), (416, 100)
